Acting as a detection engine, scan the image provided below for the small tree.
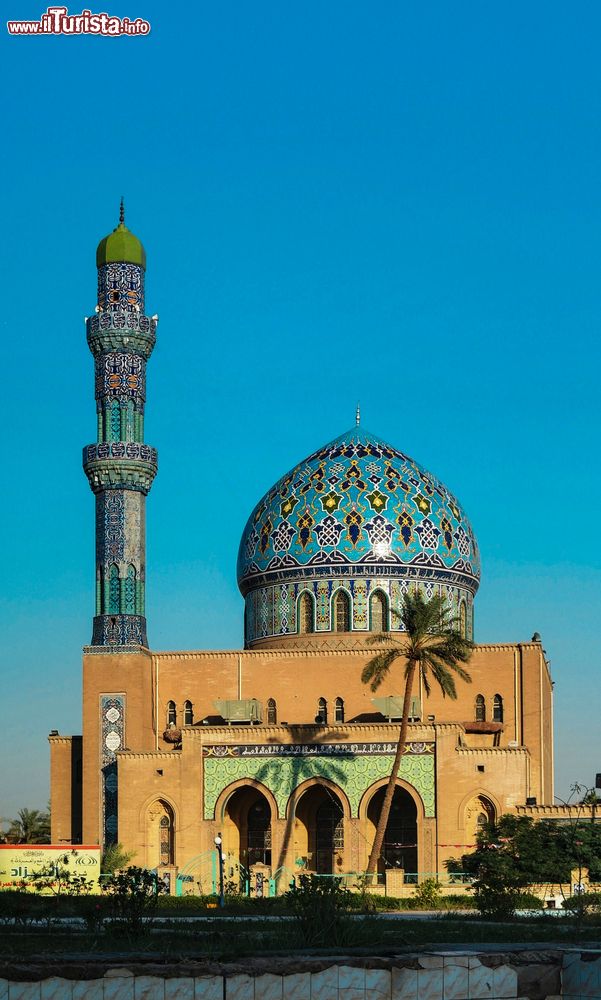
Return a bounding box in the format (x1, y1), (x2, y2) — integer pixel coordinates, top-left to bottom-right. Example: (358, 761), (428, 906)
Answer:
(450, 813), (601, 919)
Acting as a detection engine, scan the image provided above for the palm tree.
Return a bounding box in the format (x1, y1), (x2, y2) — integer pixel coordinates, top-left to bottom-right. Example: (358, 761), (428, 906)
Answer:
(6, 807), (51, 844)
(101, 842), (136, 873)
(362, 590), (474, 876)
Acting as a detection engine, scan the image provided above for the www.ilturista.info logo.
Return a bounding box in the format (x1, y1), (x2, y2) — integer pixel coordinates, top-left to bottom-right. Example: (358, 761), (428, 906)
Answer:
(7, 5), (150, 34)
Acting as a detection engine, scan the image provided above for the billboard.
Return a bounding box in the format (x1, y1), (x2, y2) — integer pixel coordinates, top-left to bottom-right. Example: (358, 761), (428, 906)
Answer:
(0, 845), (101, 893)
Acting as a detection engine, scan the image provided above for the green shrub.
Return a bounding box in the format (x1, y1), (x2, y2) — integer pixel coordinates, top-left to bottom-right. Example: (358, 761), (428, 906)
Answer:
(561, 892), (601, 915)
(515, 892), (544, 910)
(101, 866), (163, 937)
(285, 874), (354, 947)
(413, 878), (443, 908)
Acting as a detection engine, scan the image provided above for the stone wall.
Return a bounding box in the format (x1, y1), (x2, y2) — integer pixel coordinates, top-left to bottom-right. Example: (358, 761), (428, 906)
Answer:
(3, 948), (600, 998)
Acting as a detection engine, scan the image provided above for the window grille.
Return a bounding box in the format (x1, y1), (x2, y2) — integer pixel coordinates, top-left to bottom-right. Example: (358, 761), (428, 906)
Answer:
(334, 590), (350, 632)
(298, 592), (314, 634)
(370, 591), (388, 631)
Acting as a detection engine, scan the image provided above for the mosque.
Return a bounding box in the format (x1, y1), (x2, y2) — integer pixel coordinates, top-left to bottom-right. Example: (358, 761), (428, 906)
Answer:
(49, 210), (554, 893)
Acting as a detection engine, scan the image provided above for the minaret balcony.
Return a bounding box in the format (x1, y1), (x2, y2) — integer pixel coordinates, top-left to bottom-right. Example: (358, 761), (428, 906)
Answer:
(86, 313), (157, 358)
(83, 443), (158, 495)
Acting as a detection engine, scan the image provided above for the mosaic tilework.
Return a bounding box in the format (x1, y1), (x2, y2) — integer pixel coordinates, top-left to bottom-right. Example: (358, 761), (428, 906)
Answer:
(97, 263), (145, 313)
(100, 695), (125, 845)
(85, 442), (157, 464)
(92, 614), (148, 646)
(238, 428), (479, 592)
(203, 741), (435, 819)
(95, 352), (146, 404)
(244, 577), (474, 643)
(96, 491), (125, 563)
(86, 313), (157, 363)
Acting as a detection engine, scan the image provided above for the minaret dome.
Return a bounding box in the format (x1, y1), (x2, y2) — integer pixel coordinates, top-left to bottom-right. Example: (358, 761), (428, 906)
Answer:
(96, 199), (146, 268)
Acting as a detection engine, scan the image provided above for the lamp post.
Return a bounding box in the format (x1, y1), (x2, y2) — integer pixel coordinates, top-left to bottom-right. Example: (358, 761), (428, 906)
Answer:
(214, 834), (225, 907)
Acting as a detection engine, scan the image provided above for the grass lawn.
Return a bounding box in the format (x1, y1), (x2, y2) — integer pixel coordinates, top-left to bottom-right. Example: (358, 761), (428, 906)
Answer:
(1, 913), (601, 961)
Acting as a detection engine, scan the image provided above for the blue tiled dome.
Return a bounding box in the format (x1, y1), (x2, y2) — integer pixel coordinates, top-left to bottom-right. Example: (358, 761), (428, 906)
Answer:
(237, 428), (480, 595)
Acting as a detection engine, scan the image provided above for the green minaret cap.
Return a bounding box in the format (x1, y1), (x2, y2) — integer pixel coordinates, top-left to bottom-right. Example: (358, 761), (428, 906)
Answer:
(96, 198), (146, 269)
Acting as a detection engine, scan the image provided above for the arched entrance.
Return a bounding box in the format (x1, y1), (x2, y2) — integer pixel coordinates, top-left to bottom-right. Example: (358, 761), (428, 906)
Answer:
(222, 786), (272, 868)
(294, 785), (345, 873)
(367, 786), (418, 874)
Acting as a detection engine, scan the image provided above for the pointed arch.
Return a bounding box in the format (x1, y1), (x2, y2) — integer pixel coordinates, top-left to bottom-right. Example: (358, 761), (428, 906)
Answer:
(456, 788), (501, 829)
(369, 590), (389, 631)
(333, 589), (351, 632)
(493, 694), (504, 723)
(146, 799), (175, 867)
(167, 700), (177, 727)
(317, 697), (328, 724)
(475, 694), (486, 722)
(108, 564), (120, 614)
(297, 590), (315, 634)
(184, 700), (193, 726)
(267, 698), (277, 724)
(335, 697), (345, 723)
(462, 792), (498, 845)
(213, 778), (280, 822)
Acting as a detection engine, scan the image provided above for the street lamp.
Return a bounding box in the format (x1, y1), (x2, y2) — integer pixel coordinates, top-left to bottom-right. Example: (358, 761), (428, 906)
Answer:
(214, 834), (225, 908)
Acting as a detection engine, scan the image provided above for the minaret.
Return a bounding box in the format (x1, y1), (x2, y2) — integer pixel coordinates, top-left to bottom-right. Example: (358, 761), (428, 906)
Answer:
(83, 201), (158, 647)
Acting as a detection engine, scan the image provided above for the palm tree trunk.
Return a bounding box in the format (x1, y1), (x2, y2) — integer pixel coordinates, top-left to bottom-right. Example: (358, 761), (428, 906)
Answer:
(365, 657), (417, 877)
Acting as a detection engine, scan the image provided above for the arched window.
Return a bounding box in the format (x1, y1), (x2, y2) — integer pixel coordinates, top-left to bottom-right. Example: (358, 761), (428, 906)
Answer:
(459, 600), (467, 638)
(493, 694), (503, 723)
(108, 564), (120, 614)
(317, 697), (328, 724)
(124, 565), (136, 614)
(298, 591), (314, 634)
(147, 801), (175, 867)
(465, 794), (496, 845)
(160, 814), (174, 865)
(475, 694), (486, 722)
(369, 591), (388, 632)
(167, 700), (177, 727)
(335, 697), (345, 723)
(184, 700), (193, 726)
(267, 698), (277, 724)
(333, 590), (351, 632)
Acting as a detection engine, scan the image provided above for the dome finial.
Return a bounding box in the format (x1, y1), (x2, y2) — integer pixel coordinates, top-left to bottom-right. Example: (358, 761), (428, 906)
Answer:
(119, 196), (125, 225)
(355, 401), (361, 427)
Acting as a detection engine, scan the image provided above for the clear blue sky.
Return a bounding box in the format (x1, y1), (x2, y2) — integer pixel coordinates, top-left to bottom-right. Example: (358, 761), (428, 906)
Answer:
(1, 0), (600, 819)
